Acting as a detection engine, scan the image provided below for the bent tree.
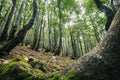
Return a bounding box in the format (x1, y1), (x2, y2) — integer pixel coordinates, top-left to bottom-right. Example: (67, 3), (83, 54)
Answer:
(93, 0), (115, 31)
(0, 0), (37, 57)
(61, 8), (120, 80)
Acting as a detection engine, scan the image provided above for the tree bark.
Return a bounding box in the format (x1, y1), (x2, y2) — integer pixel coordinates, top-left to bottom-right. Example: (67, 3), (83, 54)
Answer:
(54, 0), (62, 55)
(70, 30), (78, 59)
(61, 9), (120, 80)
(34, 0), (46, 51)
(0, 0), (37, 57)
(47, 11), (51, 49)
(0, 0), (17, 42)
(8, 0), (24, 41)
(31, 18), (39, 50)
(34, 11), (44, 51)
(0, 6), (11, 35)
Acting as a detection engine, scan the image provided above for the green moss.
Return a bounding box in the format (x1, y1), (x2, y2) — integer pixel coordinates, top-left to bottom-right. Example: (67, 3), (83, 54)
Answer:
(19, 61), (31, 68)
(29, 61), (47, 73)
(0, 61), (2, 65)
(0, 60), (32, 80)
(64, 70), (92, 80)
(8, 69), (32, 80)
(49, 72), (65, 80)
(13, 58), (22, 62)
(65, 70), (97, 80)
(25, 75), (45, 80)
(0, 59), (30, 76)
(65, 70), (77, 80)
(0, 60), (16, 76)
(0, 59), (48, 80)
(33, 69), (44, 74)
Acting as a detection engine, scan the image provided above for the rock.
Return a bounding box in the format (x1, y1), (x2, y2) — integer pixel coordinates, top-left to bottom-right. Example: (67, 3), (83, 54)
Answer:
(0, 59), (46, 80)
(29, 61), (47, 73)
(28, 56), (36, 62)
(0, 59), (6, 62)
(1, 63), (32, 80)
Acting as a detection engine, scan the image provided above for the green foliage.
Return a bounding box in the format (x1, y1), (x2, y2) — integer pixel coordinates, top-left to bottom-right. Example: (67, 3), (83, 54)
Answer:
(0, 0), (106, 59)
(0, 60), (16, 76)
(83, 0), (96, 13)
(61, 0), (76, 11)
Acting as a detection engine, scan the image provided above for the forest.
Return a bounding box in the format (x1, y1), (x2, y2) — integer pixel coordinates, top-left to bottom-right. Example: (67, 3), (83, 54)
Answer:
(0, 0), (120, 80)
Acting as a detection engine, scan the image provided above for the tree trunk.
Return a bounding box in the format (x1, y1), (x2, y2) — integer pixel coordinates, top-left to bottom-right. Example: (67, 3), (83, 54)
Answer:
(0, 0), (17, 42)
(70, 30), (78, 59)
(89, 15), (100, 42)
(47, 11), (51, 50)
(54, 0), (62, 56)
(34, 11), (44, 51)
(31, 19), (38, 50)
(42, 21), (45, 48)
(52, 26), (57, 52)
(0, 0), (5, 14)
(34, 0), (46, 51)
(0, 0), (37, 57)
(8, 0), (24, 41)
(93, 0), (115, 31)
(61, 9), (120, 80)
(0, 6), (10, 35)
(77, 32), (84, 56)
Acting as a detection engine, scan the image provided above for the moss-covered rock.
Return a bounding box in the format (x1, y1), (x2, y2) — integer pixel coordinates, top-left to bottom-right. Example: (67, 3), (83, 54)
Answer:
(2, 64), (32, 80)
(0, 59), (46, 80)
(29, 60), (47, 73)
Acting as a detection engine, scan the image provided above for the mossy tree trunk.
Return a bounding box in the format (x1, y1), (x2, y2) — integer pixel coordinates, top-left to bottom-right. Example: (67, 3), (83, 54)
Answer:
(0, 0), (37, 57)
(61, 9), (120, 80)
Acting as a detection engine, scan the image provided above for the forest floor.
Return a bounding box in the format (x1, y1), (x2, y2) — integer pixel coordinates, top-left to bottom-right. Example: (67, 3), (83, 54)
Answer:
(0, 45), (76, 79)
(7, 45), (75, 72)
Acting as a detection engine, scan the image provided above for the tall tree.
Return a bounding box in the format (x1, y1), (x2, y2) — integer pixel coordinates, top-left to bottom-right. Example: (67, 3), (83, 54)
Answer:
(93, 0), (115, 31)
(61, 4), (120, 80)
(54, 0), (62, 55)
(0, 0), (38, 57)
(0, 0), (17, 42)
(8, 0), (24, 40)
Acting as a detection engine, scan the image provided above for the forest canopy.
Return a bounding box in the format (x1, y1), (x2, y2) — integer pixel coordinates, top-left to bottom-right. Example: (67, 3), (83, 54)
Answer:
(0, 0), (106, 58)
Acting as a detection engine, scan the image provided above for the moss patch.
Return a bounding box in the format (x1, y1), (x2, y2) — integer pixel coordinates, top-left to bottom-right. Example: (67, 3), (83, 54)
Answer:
(0, 59), (46, 80)
(0, 60), (16, 76)
(26, 75), (45, 80)
(49, 72), (62, 80)
(64, 70), (97, 80)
